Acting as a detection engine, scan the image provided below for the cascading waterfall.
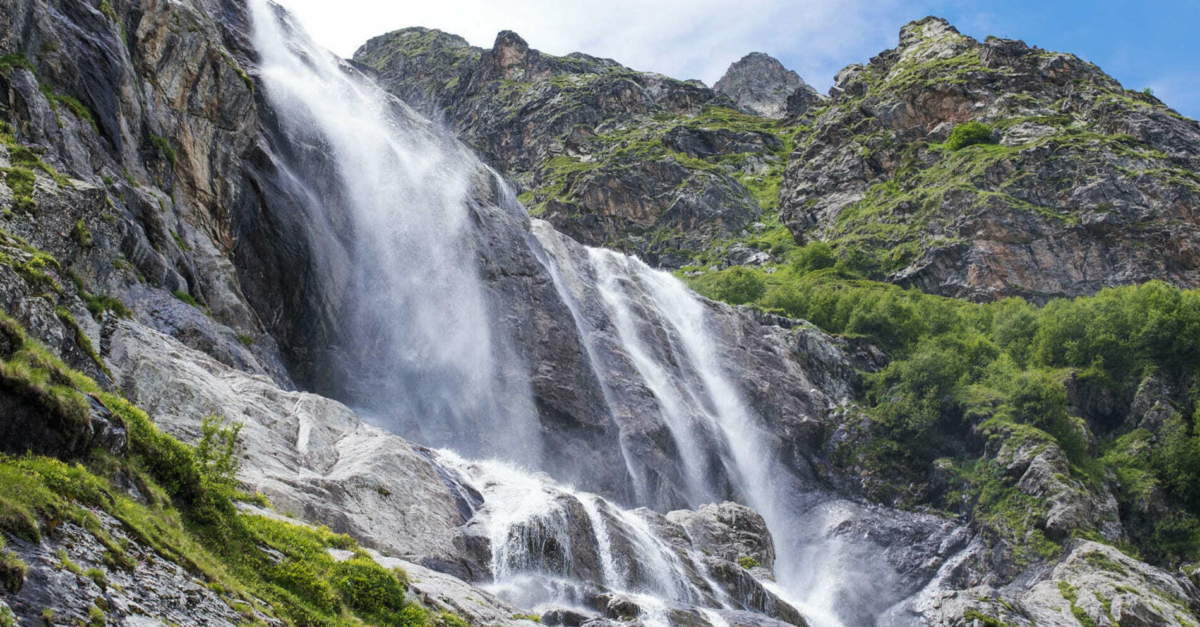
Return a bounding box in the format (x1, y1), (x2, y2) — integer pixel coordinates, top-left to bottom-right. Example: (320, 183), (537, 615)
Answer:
(249, 0), (540, 465)
(250, 3), (900, 626)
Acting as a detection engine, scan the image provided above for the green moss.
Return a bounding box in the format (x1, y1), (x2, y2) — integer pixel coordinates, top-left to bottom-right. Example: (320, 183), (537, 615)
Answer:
(87, 606), (105, 627)
(72, 219), (94, 247)
(0, 53), (34, 75)
(237, 334), (254, 346)
(512, 614), (542, 623)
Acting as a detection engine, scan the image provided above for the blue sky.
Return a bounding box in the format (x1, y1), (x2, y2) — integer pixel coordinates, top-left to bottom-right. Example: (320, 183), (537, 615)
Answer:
(278, 0), (1199, 119)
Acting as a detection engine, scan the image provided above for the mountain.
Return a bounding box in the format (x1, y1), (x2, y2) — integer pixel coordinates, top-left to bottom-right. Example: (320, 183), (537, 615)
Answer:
(353, 29), (797, 268)
(779, 17), (1200, 301)
(714, 52), (817, 119)
(0, 2), (1199, 627)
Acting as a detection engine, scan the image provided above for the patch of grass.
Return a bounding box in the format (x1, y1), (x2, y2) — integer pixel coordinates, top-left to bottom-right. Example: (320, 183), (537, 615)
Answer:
(149, 134), (176, 165)
(0, 548), (26, 593)
(1084, 550), (1128, 576)
(72, 219), (94, 248)
(237, 334), (254, 347)
(512, 614), (542, 623)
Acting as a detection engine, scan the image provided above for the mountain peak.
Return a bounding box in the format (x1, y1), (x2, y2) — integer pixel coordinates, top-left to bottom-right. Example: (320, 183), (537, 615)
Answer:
(898, 16), (962, 49)
(713, 52), (805, 119)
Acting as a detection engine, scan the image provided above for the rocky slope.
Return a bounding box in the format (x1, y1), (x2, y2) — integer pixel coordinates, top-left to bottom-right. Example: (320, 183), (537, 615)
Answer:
(779, 17), (1200, 301)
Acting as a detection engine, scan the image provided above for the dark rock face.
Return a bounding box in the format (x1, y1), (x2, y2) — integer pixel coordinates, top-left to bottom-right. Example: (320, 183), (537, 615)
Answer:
(778, 16), (1200, 301)
(713, 52), (813, 119)
(352, 28), (776, 267)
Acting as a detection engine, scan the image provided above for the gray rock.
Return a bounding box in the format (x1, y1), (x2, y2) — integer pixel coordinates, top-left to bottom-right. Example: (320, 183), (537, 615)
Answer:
(713, 52), (806, 119)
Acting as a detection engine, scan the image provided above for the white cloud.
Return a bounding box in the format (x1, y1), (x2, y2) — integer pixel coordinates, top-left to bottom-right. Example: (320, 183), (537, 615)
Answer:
(274, 0), (920, 91)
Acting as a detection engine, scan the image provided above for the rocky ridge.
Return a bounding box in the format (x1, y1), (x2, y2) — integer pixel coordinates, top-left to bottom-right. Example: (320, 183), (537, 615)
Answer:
(779, 16), (1200, 301)
(353, 29), (809, 268)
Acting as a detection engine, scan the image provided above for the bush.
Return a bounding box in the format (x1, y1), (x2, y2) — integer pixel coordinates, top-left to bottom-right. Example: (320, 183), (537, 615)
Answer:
(736, 556), (760, 569)
(946, 121), (995, 150)
(792, 241), (836, 273)
(330, 556), (407, 616)
(702, 266), (765, 305)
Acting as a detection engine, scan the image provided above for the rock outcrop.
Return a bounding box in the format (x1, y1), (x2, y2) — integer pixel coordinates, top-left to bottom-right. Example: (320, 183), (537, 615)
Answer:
(714, 52), (815, 119)
(778, 16), (1200, 301)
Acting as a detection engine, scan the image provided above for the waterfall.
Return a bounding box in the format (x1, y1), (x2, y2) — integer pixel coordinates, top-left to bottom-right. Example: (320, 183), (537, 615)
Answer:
(249, 3), (902, 626)
(249, 0), (540, 466)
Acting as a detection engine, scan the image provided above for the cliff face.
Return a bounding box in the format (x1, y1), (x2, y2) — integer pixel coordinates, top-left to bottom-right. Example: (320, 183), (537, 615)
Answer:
(779, 17), (1200, 301)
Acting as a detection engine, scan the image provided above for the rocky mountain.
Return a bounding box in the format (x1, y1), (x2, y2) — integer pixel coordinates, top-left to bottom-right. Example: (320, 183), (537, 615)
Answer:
(353, 29), (801, 268)
(714, 52), (816, 119)
(1, 2), (1199, 627)
(779, 17), (1200, 301)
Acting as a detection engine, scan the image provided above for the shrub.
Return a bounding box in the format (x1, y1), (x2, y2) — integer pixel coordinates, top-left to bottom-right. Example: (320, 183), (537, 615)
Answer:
(946, 121), (995, 150)
(792, 241), (836, 273)
(329, 556), (407, 616)
(702, 267), (765, 305)
(737, 556), (760, 569)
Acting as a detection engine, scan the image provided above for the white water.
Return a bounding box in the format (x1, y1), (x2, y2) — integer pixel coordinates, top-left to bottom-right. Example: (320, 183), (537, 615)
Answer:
(434, 450), (710, 614)
(249, 0), (540, 466)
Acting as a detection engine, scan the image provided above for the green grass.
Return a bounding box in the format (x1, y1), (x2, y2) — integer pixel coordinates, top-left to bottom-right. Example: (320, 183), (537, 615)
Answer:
(737, 556), (760, 569)
(0, 313), (474, 627)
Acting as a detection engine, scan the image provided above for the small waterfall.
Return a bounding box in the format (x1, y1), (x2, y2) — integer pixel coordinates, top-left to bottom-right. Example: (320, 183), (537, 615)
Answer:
(434, 451), (712, 611)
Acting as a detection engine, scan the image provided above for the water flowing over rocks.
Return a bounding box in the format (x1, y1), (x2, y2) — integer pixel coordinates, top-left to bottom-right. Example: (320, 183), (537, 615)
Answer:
(0, 1), (1198, 626)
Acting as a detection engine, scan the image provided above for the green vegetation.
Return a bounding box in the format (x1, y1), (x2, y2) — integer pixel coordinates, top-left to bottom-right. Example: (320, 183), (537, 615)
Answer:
(736, 556), (760, 570)
(512, 614), (542, 623)
(0, 543), (26, 593)
(0, 313), (475, 627)
(173, 290), (202, 308)
(72, 219), (93, 247)
(98, 0), (118, 21)
(1059, 582), (1099, 627)
(687, 250), (1200, 563)
(961, 610), (1009, 627)
(150, 134), (176, 165)
(700, 267), (765, 305)
(946, 121), (995, 150)
(238, 334), (255, 346)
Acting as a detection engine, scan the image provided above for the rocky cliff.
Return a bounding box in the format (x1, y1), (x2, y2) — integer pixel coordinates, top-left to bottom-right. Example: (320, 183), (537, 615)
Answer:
(353, 29), (807, 268)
